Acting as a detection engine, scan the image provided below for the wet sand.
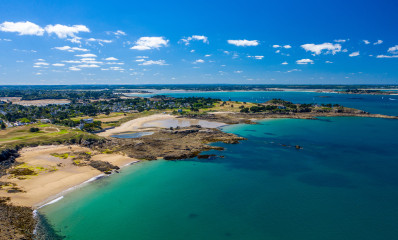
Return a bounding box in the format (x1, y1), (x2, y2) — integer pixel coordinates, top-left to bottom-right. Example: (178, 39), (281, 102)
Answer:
(99, 113), (226, 137)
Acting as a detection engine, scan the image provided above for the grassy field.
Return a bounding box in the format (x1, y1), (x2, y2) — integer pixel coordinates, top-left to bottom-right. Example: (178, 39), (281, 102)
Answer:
(0, 123), (100, 151)
(0, 101), (255, 151)
(174, 101), (257, 115)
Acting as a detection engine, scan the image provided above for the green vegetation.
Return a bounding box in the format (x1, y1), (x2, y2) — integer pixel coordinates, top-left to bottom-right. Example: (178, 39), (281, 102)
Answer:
(29, 127), (39, 132)
(9, 168), (36, 176)
(50, 153), (70, 159)
(239, 98), (345, 114)
(0, 123), (102, 152)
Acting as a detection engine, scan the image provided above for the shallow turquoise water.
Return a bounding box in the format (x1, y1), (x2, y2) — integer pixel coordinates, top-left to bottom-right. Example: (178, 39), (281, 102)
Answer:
(40, 117), (398, 240)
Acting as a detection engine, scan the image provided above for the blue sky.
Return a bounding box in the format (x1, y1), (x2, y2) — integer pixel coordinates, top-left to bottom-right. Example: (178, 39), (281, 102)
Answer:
(0, 0), (397, 85)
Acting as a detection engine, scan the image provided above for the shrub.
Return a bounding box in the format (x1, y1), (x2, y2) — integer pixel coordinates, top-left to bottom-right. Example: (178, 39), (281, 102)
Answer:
(29, 127), (39, 132)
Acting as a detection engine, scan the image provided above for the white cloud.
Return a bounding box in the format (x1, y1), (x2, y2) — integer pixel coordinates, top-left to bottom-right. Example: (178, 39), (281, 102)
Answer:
(105, 57), (118, 61)
(296, 59), (314, 64)
(272, 45), (281, 48)
(52, 63), (65, 67)
(301, 43), (341, 55)
(136, 59), (146, 62)
(234, 70), (243, 73)
(109, 66), (124, 71)
(334, 39), (348, 43)
(374, 40), (383, 45)
(349, 51), (360, 57)
(281, 61), (288, 65)
(80, 58), (102, 64)
(325, 61), (333, 63)
(45, 24), (89, 38)
(77, 64), (100, 68)
(139, 60), (167, 66)
(194, 59), (205, 64)
(34, 62), (49, 66)
(247, 55), (264, 60)
(106, 62), (124, 65)
(180, 35), (209, 45)
(0, 21), (44, 36)
(69, 67), (81, 71)
(67, 37), (82, 44)
(0, 38), (12, 41)
(387, 45), (398, 54)
(130, 37), (168, 50)
(87, 38), (112, 44)
(283, 45), (291, 49)
(363, 40), (370, 44)
(204, 54), (211, 57)
(287, 69), (302, 73)
(114, 30), (126, 36)
(62, 60), (82, 64)
(136, 56), (148, 59)
(75, 53), (97, 58)
(227, 39), (259, 47)
(376, 55), (398, 58)
(53, 46), (89, 52)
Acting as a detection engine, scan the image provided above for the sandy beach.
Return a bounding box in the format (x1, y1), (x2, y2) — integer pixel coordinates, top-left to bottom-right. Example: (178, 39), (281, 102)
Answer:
(98, 113), (226, 137)
(98, 114), (175, 137)
(0, 145), (138, 208)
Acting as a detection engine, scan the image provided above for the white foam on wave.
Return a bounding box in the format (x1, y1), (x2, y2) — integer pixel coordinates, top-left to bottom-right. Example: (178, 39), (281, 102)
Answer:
(37, 196), (64, 209)
(122, 160), (140, 168)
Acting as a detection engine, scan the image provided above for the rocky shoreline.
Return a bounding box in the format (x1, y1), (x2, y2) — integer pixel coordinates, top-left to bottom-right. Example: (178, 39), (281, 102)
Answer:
(91, 125), (246, 160)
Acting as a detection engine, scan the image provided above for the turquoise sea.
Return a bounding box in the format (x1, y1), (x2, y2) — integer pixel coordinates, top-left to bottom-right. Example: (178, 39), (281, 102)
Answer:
(38, 92), (398, 239)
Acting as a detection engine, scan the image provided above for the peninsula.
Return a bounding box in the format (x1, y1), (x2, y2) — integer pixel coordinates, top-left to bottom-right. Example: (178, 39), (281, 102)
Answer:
(1, 89), (397, 239)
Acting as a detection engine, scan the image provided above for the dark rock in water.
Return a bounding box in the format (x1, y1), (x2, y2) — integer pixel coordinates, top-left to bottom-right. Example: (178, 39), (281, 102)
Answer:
(89, 160), (119, 173)
(295, 145), (302, 150)
(197, 154), (217, 159)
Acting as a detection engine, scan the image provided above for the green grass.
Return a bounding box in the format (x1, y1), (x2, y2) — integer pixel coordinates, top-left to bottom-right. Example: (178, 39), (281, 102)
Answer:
(0, 123), (103, 152)
(50, 153), (69, 159)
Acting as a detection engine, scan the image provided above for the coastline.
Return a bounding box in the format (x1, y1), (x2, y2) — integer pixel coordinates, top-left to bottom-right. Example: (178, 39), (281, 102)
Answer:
(0, 114), (228, 209)
(2, 110), (397, 209)
(97, 113), (175, 137)
(98, 113), (226, 137)
(0, 145), (139, 209)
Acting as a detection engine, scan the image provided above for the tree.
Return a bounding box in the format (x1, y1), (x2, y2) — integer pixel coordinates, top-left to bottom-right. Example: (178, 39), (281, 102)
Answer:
(1, 122), (6, 129)
(29, 127), (39, 132)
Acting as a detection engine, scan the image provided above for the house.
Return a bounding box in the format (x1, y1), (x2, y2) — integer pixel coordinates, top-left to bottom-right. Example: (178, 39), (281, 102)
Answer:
(82, 118), (94, 124)
(39, 119), (51, 123)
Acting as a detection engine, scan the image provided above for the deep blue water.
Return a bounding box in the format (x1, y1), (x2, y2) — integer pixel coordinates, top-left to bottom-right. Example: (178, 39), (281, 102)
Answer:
(135, 91), (398, 116)
(39, 92), (398, 240)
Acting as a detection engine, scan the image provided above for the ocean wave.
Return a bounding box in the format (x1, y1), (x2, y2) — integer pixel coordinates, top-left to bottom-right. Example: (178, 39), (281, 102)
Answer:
(37, 196), (64, 209)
